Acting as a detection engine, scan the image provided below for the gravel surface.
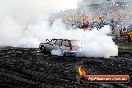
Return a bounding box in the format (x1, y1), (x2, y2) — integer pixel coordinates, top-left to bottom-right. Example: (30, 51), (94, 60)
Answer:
(0, 47), (131, 88)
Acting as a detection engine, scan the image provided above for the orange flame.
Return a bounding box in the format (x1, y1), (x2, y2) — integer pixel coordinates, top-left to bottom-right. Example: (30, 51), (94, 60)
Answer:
(78, 66), (86, 76)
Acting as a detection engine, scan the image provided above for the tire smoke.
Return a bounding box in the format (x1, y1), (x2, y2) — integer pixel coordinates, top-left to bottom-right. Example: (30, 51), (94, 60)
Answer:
(0, 0), (118, 57)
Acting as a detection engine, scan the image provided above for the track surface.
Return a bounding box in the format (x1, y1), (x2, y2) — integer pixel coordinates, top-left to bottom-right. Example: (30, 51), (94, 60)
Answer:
(0, 47), (132, 88)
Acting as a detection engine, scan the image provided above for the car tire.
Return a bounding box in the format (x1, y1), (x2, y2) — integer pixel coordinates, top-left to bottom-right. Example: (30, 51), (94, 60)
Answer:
(39, 47), (42, 52)
(40, 46), (46, 53)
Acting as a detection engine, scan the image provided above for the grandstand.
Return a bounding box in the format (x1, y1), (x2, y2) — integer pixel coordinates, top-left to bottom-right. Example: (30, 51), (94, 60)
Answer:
(77, 0), (131, 13)
(49, 0), (132, 28)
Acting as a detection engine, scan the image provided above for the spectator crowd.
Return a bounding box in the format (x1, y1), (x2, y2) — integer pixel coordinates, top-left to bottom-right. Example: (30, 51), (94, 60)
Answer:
(49, 7), (132, 41)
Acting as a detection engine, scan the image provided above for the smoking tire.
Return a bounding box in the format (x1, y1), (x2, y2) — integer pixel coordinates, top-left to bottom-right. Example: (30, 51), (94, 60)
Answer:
(60, 48), (65, 56)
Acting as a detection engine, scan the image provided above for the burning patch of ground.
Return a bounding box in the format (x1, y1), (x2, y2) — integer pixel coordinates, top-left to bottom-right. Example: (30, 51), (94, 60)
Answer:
(0, 47), (131, 88)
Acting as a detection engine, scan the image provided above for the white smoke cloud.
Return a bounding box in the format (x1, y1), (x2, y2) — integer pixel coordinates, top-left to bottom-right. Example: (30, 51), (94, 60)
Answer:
(76, 27), (118, 58)
(0, 0), (79, 45)
(29, 19), (118, 57)
(0, 0), (118, 57)
(0, 16), (23, 46)
(51, 49), (64, 56)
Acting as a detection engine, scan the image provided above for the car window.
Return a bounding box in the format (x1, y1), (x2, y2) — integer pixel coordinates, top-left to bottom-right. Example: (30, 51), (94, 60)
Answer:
(71, 41), (81, 46)
(62, 40), (69, 47)
(56, 40), (62, 46)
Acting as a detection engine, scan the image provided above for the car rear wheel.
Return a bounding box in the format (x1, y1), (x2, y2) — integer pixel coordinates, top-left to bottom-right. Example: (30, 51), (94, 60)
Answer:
(40, 47), (51, 54)
(40, 46), (46, 53)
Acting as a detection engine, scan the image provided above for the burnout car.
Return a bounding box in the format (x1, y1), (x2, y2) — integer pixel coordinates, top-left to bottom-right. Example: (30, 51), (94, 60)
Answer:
(39, 39), (83, 56)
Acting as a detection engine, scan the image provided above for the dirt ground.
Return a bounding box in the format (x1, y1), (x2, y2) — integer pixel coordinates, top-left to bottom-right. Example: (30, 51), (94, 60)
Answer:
(0, 47), (131, 88)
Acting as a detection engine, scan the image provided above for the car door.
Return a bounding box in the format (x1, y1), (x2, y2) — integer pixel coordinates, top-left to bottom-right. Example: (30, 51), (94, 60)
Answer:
(54, 39), (63, 50)
(61, 40), (71, 51)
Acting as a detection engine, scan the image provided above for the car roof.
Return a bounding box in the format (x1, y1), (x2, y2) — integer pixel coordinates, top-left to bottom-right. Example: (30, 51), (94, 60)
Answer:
(52, 39), (79, 41)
